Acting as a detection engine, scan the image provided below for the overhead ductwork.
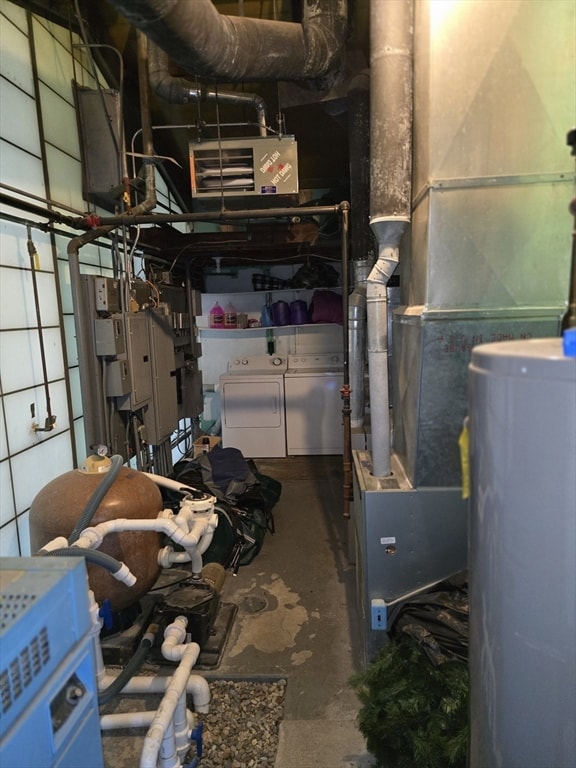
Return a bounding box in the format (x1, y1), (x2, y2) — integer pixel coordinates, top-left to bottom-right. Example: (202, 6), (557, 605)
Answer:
(105, 0), (348, 84)
(148, 42), (268, 136)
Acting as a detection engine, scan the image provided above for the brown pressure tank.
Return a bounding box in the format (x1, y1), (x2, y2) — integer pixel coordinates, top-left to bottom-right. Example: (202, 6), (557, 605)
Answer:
(29, 457), (163, 611)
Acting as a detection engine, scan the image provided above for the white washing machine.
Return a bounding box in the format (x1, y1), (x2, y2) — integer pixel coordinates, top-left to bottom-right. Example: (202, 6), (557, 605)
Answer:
(219, 355), (288, 458)
(284, 353), (344, 455)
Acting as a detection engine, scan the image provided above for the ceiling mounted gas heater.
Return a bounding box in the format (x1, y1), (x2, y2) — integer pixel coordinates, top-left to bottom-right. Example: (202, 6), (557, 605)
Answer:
(190, 135), (298, 209)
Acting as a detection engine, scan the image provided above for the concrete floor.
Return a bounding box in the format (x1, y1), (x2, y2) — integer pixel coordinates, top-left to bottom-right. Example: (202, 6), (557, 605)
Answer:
(100, 455), (374, 767)
(218, 456), (373, 768)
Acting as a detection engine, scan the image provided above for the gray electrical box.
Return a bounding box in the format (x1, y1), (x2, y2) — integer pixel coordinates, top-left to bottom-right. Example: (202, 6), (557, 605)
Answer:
(117, 312), (152, 411)
(142, 308), (179, 444)
(106, 359), (131, 397)
(94, 277), (121, 313)
(94, 317), (125, 357)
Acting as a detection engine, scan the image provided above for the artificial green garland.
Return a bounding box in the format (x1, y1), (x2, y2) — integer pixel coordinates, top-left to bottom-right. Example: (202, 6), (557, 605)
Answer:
(351, 635), (469, 768)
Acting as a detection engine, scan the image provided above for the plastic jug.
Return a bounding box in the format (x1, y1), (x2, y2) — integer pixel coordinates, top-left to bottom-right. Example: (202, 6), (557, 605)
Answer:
(209, 302), (225, 328)
(224, 302), (237, 329)
(261, 304), (273, 327)
(271, 300), (290, 326)
(290, 300), (309, 325)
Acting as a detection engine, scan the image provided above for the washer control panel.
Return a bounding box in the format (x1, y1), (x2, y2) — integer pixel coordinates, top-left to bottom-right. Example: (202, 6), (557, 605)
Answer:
(287, 353), (343, 371)
(227, 355), (288, 373)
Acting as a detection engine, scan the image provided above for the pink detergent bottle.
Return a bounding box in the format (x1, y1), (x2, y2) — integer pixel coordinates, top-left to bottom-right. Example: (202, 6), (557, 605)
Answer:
(224, 301), (237, 329)
(209, 301), (225, 328)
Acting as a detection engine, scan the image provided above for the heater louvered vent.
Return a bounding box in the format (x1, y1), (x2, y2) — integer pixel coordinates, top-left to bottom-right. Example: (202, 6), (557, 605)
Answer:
(190, 136), (298, 205)
(194, 147), (255, 193)
(0, 590), (51, 715)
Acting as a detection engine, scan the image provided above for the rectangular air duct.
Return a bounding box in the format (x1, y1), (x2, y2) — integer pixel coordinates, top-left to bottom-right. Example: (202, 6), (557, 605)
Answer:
(190, 135), (298, 207)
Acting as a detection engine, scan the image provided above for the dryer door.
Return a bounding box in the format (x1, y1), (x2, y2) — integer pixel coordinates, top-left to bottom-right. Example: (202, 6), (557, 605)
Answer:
(220, 377), (286, 457)
(221, 380), (282, 428)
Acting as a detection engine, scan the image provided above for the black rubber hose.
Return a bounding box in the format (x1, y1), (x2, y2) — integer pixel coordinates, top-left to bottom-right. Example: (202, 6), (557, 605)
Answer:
(40, 547), (124, 575)
(98, 630), (156, 706)
(68, 454), (124, 544)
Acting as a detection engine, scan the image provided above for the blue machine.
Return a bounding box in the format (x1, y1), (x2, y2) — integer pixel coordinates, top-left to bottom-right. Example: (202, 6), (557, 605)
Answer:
(0, 557), (104, 768)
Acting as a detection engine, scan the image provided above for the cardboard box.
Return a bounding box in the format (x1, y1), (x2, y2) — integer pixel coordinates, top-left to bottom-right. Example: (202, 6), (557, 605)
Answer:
(193, 436), (221, 458)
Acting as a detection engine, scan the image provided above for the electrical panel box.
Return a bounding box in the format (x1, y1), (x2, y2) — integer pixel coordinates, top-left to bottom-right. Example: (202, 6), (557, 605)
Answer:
(106, 359), (131, 396)
(190, 135), (298, 204)
(94, 316), (125, 357)
(94, 277), (121, 313)
(143, 307), (179, 444)
(117, 312), (152, 411)
(0, 557), (103, 768)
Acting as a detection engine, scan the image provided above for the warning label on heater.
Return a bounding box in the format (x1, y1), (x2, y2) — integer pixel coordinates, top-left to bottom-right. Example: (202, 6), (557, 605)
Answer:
(261, 185), (277, 194)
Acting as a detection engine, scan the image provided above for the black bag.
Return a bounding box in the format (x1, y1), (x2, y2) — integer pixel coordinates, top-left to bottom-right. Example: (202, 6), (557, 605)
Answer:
(170, 450), (282, 571)
(202, 502), (269, 573)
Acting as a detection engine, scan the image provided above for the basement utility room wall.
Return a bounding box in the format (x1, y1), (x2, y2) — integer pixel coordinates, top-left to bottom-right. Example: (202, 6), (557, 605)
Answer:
(0, 0), (189, 557)
(198, 265), (344, 391)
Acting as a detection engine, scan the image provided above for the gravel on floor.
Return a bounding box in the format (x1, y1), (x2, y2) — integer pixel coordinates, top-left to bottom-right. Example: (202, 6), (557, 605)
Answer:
(194, 679), (287, 768)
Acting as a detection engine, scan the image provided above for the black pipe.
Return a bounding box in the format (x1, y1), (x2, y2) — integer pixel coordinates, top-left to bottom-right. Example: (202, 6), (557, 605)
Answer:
(72, 203), (342, 229)
(98, 627), (157, 706)
(340, 202), (353, 519)
(40, 547), (124, 575)
(26, 227), (56, 433)
(0, 191), (76, 226)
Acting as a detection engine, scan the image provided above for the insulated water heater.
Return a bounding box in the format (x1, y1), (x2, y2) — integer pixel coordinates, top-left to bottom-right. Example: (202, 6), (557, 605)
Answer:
(468, 337), (576, 768)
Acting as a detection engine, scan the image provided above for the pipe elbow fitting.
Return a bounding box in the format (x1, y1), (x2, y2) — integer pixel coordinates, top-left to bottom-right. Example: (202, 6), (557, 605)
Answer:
(73, 527), (102, 549)
(162, 616), (188, 657)
(188, 675), (211, 714)
(165, 615), (188, 637)
(38, 536), (69, 553)
(157, 545), (175, 569)
(114, 562), (137, 587)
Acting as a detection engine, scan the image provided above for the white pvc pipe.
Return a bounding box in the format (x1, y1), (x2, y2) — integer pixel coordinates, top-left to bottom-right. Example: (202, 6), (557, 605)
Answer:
(38, 536), (69, 553)
(74, 514), (216, 551)
(159, 720), (178, 768)
(125, 674), (210, 713)
(98, 671), (211, 713)
(161, 616), (189, 661)
(100, 709), (195, 731)
(173, 692), (190, 760)
(142, 472), (198, 494)
(140, 642), (202, 768)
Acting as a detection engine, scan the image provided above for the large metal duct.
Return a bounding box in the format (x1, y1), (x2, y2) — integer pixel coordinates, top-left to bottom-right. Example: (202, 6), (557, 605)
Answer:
(148, 42), (268, 136)
(393, 0), (574, 487)
(367, 0), (413, 477)
(105, 0), (347, 83)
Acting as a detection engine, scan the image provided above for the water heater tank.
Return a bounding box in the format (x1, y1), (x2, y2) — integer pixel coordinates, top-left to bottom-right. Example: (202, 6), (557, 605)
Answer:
(29, 463), (163, 612)
(468, 337), (576, 768)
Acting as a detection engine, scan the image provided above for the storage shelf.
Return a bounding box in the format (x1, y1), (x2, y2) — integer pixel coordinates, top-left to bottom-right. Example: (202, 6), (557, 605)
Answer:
(197, 323), (340, 333)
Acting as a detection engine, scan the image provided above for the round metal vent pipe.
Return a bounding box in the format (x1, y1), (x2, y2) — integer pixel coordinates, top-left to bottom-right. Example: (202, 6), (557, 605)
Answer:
(367, 0), (413, 477)
(148, 42), (268, 136)
(105, 0), (347, 83)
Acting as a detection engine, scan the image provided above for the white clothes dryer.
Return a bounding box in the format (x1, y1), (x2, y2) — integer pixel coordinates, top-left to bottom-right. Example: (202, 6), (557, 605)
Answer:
(284, 353), (344, 455)
(219, 355), (288, 458)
